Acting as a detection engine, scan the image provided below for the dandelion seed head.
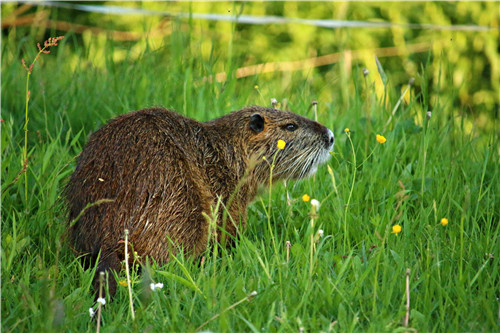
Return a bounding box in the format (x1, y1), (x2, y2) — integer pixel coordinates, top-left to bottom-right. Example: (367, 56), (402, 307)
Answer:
(150, 282), (164, 291)
(310, 199), (320, 211)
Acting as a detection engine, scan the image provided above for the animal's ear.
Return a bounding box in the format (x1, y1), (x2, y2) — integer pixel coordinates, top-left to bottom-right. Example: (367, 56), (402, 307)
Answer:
(249, 113), (265, 133)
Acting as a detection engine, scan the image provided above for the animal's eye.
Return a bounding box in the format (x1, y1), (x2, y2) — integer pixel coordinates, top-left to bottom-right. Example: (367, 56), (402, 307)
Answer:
(285, 123), (298, 132)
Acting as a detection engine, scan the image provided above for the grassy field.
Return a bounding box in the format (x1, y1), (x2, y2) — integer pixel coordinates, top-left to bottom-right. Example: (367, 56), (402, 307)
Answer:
(2, 16), (499, 333)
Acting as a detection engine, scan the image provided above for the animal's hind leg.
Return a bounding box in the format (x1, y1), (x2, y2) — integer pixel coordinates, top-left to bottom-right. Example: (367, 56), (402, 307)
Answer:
(93, 250), (121, 299)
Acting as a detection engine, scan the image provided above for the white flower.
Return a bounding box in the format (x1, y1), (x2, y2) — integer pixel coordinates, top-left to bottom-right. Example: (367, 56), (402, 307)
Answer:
(310, 199), (320, 211)
(249, 290), (258, 296)
(271, 98), (277, 105)
(96, 297), (106, 305)
(150, 282), (164, 291)
(89, 307), (95, 318)
(317, 229), (324, 237)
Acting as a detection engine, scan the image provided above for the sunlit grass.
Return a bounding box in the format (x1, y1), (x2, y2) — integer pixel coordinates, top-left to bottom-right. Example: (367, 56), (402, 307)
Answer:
(1, 25), (499, 333)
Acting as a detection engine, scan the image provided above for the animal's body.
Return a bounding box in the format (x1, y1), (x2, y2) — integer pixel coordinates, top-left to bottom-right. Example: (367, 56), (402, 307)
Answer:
(66, 106), (334, 295)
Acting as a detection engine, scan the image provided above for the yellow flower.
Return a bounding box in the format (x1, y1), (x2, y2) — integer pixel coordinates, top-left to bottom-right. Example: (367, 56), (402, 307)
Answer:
(118, 280), (128, 287)
(376, 134), (387, 144)
(441, 218), (448, 226)
(344, 128), (350, 133)
(302, 194), (310, 202)
(254, 85), (259, 89)
(277, 140), (286, 150)
(392, 224), (402, 235)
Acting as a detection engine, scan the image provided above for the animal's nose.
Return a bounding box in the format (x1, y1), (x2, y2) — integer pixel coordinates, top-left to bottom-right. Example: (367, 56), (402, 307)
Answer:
(323, 129), (334, 149)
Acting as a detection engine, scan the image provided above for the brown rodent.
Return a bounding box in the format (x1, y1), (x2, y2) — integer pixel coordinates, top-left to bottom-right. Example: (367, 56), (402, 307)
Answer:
(66, 106), (334, 296)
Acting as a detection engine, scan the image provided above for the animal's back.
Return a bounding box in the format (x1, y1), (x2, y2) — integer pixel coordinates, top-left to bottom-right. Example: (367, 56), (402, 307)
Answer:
(67, 108), (212, 294)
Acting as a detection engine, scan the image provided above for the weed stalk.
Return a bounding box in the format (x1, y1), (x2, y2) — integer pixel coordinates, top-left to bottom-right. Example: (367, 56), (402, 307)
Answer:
(96, 272), (104, 333)
(286, 241), (291, 264)
(124, 229), (135, 320)
(309, 207), (318, 277)
(21, 36), (64, 204)
(344, 131), (356, 249)
(404, 268), (410, 327)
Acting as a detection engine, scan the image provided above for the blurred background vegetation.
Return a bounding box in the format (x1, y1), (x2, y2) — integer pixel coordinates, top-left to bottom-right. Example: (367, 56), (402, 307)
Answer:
(2, 1), (498, 134)
(1, 4), (499, 331)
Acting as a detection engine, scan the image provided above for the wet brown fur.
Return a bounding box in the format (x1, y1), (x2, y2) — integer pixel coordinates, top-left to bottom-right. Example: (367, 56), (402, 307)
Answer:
(66, 106), (334, 296)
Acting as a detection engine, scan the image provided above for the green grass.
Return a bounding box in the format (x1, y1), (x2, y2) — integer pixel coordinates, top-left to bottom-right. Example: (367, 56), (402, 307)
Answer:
(1, 24), (499, 332)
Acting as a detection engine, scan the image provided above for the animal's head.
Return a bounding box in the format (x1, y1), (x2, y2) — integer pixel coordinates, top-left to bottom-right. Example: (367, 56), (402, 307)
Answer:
(239, 106), (334, 181)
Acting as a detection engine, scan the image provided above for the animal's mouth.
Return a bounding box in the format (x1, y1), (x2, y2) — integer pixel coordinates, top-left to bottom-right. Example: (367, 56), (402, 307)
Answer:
(303, 146), (331, 178)
(283, 145), (332, 179)
(272, 135), (334, 180)
(319, 146), (333, 164)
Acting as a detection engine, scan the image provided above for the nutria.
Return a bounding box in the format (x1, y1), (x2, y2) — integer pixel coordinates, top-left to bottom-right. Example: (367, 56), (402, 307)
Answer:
(66, 106), (334, 296)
